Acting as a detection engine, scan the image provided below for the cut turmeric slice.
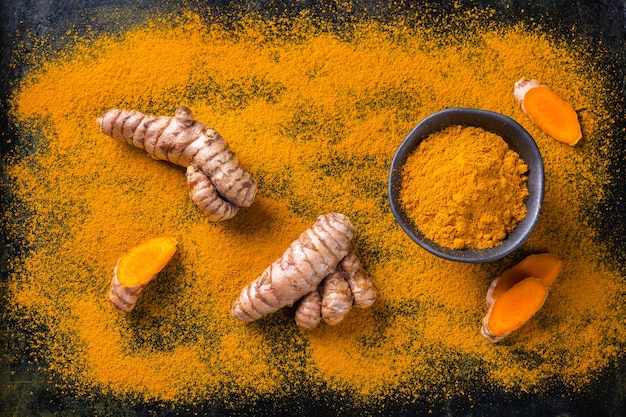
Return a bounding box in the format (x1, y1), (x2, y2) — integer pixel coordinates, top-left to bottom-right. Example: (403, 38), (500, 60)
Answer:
(486, 253), (562, 307)
(481, 277), (549, 343)
(108, 235), (177, 313)
(513, 77), (582, 146)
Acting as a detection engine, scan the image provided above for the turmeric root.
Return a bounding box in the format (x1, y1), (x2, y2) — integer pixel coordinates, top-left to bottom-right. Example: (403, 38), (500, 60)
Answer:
(486, 253), (562, 307)
(294, 252), (377, 330)
(97, 106), (257, 220)
(108, 235), (177, 313)
(513, 77), (582, 145)
(186, 166), (240, 221)
(338, 252), (377, 308)
(231, 213), (355, 321)
(320, 271), (353, 325)
(294, 290), (322, 330)
(481, 253), (561, 342)
(481, 277), (549, 343)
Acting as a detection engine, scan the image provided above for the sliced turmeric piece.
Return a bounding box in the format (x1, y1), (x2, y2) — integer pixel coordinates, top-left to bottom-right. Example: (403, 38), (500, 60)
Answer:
(513, 77), (582, 145)
(481, 277), (549, 343)
(108, 235), (177, 313)
(486, 253), (562, 307)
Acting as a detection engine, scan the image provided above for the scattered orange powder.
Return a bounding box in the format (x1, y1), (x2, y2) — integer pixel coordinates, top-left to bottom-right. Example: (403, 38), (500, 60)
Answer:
(3, 9), (624, 410)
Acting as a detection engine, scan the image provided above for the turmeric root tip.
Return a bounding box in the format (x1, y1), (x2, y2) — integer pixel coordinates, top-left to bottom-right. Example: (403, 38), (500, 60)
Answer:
(108, 235), (177, 313)
(295, 290), (323, 330)
(338, 252), (377, 308)
(321, 271), (354, 325)
(186, 166), (240, 222)
(513, 77), (582, 146)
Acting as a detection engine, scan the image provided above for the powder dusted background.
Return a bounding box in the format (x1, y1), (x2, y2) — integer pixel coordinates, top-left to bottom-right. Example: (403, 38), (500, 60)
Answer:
(1, 1), (625, 416)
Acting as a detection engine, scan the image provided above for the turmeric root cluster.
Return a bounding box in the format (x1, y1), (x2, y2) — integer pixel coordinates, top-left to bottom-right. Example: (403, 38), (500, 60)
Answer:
(481, 253), (563, 342)
(296, 252), (377, 329)
(231, 213), (377, 329)
(97, 106), (257, 221)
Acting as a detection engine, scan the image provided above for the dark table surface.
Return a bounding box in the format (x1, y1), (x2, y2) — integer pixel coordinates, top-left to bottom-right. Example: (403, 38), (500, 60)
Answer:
(1, 1), (625, 416)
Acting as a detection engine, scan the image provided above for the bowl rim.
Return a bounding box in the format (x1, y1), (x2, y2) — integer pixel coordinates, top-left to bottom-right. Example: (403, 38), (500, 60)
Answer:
(388, 107), (544, 263)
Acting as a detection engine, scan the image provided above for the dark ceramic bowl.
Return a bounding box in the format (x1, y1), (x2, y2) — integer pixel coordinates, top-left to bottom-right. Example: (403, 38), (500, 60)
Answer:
(388, 108), (544, 263)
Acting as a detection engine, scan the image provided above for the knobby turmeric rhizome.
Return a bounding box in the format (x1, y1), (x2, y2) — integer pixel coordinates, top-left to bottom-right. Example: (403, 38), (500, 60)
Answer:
(3, 6), (624, 413)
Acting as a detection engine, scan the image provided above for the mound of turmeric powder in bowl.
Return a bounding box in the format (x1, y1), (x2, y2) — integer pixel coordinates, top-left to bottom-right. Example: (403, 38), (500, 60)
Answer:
(399, 124), (529, 250)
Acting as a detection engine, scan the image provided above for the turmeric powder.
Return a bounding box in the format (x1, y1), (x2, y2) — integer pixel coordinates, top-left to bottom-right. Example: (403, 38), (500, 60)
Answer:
(3, 8), (624, 413)
(400, 125), (529, 249)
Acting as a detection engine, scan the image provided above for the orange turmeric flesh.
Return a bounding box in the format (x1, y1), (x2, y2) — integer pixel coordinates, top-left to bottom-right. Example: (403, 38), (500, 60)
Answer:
(115, 235), (178, 287)
(524, 86), (582, 145)
(486, 253), (562, 305)
(514, 78), (582, 146)
(482, 277), (549, 343)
